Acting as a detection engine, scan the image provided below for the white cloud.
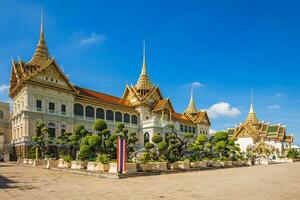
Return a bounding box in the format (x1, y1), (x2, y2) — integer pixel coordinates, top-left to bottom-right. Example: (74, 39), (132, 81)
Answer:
(276, 93), (285, 98)
(0, 85), (9, 93)
(181, 81), (204, 88)
(267, 104), (280, 110)
(206, 102), (241, 119)
(191, 81), (204, 87)
(80, 32), (105, 45)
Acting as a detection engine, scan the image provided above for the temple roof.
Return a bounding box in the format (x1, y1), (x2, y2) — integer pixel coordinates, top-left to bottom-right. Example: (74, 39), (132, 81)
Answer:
(152, 99), (174, 111)
(172, 112), (194, 124)
(75, 86), (133, 108)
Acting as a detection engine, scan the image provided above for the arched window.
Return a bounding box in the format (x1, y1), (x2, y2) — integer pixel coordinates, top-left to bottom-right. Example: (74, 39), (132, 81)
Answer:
(115, 111), (122, 122)
(48, 122), (56, 138)
(192, 127), (196, 134)
(188, 126), (192, 133)
(96, 108), (104, 119)
(131, 115), (138, 125)
(184, 125), (188, 132)
(106, 110), (114, 121)
(124, 113), (130, 123)
(144, 132), (150, 145)
(74, 104), (83, 116)
(85, 106), (95, 118)
(0, 110), (3, 119)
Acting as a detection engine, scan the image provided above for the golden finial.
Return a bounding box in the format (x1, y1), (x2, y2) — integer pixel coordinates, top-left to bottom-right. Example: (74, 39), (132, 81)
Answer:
(249, 88), (254, 113)
(135, 39), (152, 94)
(185, 85), (197, 114)
(246, 89), (259, 124)
(39, 8), (45, 45)
(142, 38), (146, 74)
(27, 8), (50, 66)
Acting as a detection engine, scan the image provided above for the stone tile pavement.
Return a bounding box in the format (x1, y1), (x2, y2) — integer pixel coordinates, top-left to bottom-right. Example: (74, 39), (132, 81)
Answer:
(0, 162), (300, 200)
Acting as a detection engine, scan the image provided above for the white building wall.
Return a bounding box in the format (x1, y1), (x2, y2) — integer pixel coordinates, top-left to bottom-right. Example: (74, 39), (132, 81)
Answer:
(236, 137), (254, 152)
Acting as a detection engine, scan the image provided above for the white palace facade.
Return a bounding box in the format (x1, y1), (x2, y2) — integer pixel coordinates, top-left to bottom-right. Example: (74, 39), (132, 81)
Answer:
(9, 15), (210, 157)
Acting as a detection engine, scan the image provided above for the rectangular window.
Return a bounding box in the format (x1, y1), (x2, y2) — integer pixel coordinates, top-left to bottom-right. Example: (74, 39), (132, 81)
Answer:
(61, 129), (66, 135)
(36, 100), (42, 111)
(184, 125), (188, 132)
(49, 102), (55, 113)
(192, 127), (196, 134)
(180, 124), (184, 132)
(61, 105), (66, 115)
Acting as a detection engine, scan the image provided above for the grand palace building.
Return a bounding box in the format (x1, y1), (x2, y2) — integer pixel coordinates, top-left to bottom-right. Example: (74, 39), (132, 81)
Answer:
(227, 98), (293, 154)
(8, 15), (210, 157)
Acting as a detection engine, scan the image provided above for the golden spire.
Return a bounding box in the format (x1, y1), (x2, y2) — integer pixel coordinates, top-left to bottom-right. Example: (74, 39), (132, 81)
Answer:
(246, 89), (259, 124)
(27, 9), (50, 66)
(185, 86), (197, 114)
(135, 39), (152, 94)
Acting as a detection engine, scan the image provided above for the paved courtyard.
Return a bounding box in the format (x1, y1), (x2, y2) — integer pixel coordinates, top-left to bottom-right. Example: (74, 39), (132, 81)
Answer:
(0, 162), (300, 200)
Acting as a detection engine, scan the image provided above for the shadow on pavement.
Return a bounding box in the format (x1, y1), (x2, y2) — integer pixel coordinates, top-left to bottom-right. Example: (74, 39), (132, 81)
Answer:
(0, 175), (18, 189)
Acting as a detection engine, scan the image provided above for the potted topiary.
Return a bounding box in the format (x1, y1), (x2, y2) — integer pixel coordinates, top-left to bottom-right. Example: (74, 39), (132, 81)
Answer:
(63, 155), (72, 168)
(96, 154), (110, 172)
(211, 158), (222, 167)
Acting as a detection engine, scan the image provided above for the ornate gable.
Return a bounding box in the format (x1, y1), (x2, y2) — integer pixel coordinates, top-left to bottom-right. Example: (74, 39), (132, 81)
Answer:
(233, 122), (260, 142)
(29, 60), (77, 92)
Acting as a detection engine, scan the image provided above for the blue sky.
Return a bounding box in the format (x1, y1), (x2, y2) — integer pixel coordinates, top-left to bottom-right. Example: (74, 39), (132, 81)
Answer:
(0, 0), (299, 143)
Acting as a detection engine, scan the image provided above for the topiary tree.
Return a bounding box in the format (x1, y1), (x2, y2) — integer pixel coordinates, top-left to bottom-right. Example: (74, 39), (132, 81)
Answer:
(115, 123), (139, 161)
(287, 148), (299, 159)
(78, 144), (91, 161)
(32, 122), (50, 159)
(152, 134), (163, 144)
(189, 134), (208, 161)
(164, 125), (195, 162)
(93, 120), (113, 156)
(66, 125), (89, 159)
(93, 120), (108, 133)
(213, 131), (232, 159)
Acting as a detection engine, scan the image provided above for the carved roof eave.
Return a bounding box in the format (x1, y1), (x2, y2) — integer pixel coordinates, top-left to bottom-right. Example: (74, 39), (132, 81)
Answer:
(233, 123), (260, 141)
(26, 59), (77, 93)
(10, 58), (77, 97)
(152, 98), (174, 112)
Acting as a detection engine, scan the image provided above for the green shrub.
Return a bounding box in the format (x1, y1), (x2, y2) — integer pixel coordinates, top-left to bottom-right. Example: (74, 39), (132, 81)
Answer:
(152, 134), (163, 144)
(141, 152), (151, 164)
(93, 120), (108, 133)
(78, 145), (91, 160)
(287, 149), (300, 159)
(145, 142), (154, 150)
(214, 131), (228, 142)
(196, 134), (208, 143)
(97, 154), (110, 164)
(157, 141), (168, 151)
(88, 135), (102, 147)
(63, 154), (72, 162)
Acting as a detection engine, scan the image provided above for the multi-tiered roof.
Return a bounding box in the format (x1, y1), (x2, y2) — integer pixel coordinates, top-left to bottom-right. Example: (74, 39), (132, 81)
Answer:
(227, 98), (293, 143)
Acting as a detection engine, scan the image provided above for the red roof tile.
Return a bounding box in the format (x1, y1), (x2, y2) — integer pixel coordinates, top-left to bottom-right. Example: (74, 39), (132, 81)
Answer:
(75, 86), (132, 107)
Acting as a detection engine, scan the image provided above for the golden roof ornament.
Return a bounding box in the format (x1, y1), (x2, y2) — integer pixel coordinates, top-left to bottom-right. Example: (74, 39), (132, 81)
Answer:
(135, 39), (152, 94)
(185, 86), (197, 114)
(27, 9), (50, 66)
(245, 89), (259, 124)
